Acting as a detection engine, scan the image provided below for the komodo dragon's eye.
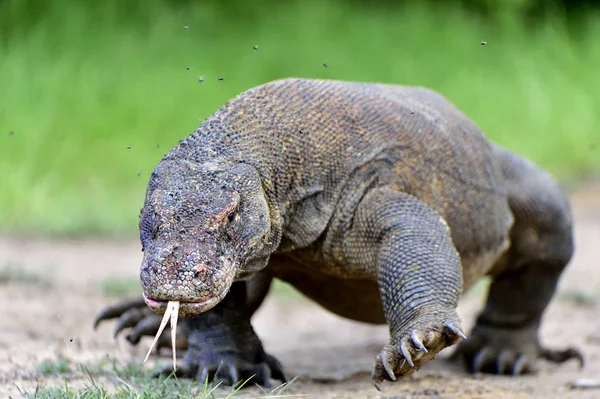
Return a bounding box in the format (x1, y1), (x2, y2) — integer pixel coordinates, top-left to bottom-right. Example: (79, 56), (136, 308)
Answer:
(227, 212), (236, 223)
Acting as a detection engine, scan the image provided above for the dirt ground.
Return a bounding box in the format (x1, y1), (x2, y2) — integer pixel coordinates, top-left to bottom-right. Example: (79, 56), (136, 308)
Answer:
(2, 183), (600, 398)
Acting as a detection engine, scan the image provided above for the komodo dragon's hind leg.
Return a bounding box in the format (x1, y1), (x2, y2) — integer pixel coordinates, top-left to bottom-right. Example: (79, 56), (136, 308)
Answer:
(453, 146), (584, 374)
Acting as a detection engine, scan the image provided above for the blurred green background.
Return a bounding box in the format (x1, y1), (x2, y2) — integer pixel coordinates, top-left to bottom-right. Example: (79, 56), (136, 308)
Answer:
(1, 0), (599, 236)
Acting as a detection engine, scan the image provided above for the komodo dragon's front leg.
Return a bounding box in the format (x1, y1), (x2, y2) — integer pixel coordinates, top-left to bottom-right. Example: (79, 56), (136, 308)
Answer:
(344, 187), (466, 388)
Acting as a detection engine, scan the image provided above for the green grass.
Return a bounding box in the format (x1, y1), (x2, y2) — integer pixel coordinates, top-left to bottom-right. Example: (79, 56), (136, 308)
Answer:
(25, 358), (303, 399)
(557, 289), (599, 307)
(99, 277), (141, 297)
(37, 359), (72, 375)
(0, 262), (53, 287)
(1, 0), (599, 236)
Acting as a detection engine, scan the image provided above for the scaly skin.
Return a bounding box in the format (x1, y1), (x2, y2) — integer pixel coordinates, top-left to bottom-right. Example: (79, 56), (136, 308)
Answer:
(95, 78), (582, 389)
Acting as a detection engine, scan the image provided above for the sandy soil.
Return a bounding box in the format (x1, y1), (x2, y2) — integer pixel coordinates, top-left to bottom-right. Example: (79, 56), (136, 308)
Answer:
(2, 184), (600, 398)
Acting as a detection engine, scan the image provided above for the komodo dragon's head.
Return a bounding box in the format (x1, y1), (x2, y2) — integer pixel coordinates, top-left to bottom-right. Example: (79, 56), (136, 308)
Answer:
(138, 158), (272, 318)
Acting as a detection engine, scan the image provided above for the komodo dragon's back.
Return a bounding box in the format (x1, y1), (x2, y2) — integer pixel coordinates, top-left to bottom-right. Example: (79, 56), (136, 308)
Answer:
(95, 77), (581, 390)
(198, 78), (512, 283)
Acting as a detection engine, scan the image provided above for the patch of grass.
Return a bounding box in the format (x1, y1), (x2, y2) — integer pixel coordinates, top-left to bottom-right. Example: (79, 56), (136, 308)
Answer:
(26, 358), (304, 399)
(33, 356), (157, 379)
(557, 289), (599, 307)
(36, 359), (72, 375)
(1, 0), (599, 236)
(99, 277), (141, 297)
(0, 262), (53, 288)
(269, 280), (303, 302)
(76, 357), (150, 379)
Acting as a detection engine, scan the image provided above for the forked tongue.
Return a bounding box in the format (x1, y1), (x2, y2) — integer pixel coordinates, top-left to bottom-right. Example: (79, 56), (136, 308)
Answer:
(143, 300), (180, 371)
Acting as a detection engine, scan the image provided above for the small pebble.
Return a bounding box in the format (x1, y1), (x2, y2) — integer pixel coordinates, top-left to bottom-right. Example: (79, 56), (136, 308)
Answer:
(570, 379), (600, 390)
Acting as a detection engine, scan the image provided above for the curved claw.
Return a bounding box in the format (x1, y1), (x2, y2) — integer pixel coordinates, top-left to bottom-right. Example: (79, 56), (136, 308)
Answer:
(373, 381), (382, 392)
(472, 347), (492, 373)
(114, 308), (147, 338)
(400, 342), (415, 368)
(539, 347), (585, 368)
(251, 363), (272, 389)
(125, 316), (162, 345)
(197, 367), (214, 385)
(496, 350), (514, 375)
(265, 354), (287, 383)
(93, 297), (147, 330)
(381, 351), (397, 381)
(512, 355), (528, 376)
(411, 331), (428, 353)
(443, 321), (467, 341)
(226, 364), (240, 386)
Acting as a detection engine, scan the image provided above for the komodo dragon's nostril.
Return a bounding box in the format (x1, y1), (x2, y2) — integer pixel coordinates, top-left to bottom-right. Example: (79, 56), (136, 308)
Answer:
(195, 264), (207, 278)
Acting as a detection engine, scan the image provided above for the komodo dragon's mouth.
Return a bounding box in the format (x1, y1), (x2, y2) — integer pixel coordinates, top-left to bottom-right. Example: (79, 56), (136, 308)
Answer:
(141, 295), (219, 371)
(143, 294), (219, 316)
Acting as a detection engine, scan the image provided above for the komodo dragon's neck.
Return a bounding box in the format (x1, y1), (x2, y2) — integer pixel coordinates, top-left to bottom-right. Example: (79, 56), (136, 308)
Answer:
(163, 102), (325, 254)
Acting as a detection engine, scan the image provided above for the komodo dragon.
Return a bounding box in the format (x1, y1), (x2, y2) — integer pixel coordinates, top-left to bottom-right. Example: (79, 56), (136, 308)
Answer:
(94, 78), (582, 389)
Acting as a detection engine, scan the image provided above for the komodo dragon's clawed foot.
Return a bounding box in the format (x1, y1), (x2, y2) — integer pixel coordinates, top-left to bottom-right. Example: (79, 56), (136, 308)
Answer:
(93, 297), (189, 351)
(372, 320), (466, 390)
(94, 296), (147, 330)
(154, 351), (285, 388)
(452, 324), (584, 375)
(175, 309), (287, 388)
